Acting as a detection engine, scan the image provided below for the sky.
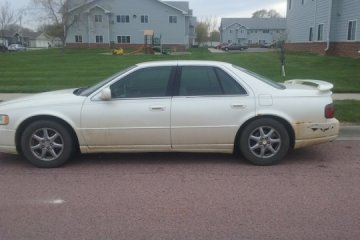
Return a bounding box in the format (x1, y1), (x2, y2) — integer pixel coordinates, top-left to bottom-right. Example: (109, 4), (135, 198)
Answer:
(7, 0), (287, 29)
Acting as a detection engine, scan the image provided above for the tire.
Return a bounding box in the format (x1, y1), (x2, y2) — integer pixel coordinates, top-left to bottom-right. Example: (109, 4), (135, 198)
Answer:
(239, 118), (290, 166)
(20, 120), (74, 168)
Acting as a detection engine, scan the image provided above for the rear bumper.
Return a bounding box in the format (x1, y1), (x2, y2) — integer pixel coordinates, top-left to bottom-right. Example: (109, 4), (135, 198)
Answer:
(293, 118), (339, 149)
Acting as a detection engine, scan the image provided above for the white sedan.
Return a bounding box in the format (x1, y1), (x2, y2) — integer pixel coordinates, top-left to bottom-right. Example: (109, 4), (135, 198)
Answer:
(0, 61), (339, 167)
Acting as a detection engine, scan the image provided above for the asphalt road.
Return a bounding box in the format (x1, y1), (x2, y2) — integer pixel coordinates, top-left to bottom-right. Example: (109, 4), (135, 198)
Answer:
(1, 141), (359, 240)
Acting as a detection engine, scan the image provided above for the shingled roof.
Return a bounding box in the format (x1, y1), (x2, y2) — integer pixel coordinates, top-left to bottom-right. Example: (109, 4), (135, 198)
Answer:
(221, 18), (286, 30)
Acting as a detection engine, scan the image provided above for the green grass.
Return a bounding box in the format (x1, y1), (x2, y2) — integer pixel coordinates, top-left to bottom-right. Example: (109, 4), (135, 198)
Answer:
(0, 48), (360, 93)
(334, 100), (360, 123)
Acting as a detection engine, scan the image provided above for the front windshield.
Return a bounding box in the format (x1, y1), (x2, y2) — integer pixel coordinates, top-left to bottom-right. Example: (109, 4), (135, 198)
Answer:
(78, 66), (136, 96)
(233, 65), (285, 90)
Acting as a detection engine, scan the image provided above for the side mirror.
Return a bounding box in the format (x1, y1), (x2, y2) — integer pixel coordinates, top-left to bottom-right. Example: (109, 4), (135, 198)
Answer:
(100, 87), (112, 101)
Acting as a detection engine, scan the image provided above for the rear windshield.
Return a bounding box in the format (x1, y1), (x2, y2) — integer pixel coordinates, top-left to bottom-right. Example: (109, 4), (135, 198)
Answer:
(233, 65), (285, 90)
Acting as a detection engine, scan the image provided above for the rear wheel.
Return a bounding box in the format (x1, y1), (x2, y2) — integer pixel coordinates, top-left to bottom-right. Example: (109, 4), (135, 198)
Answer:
(20, 120), (74, 168)
(239, 118), (290, 165)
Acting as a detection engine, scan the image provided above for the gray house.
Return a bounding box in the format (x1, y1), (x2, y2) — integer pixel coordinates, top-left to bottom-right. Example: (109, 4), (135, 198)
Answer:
(66, 0), (196, 50)
(220, 18), (286, 46)
(286, 0), (360, 57)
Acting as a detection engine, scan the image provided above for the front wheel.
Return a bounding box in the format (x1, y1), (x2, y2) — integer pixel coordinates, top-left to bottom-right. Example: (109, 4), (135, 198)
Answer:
(20, 120), (74, 168)
(239, 118), (290, 166)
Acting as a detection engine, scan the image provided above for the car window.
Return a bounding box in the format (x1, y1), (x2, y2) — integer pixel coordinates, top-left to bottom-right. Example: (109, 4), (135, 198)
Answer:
(215, 68), (247, 95)
(110, 66), (172, 98)
(179, 66), (246, 96)
(179, 66), (222, 96)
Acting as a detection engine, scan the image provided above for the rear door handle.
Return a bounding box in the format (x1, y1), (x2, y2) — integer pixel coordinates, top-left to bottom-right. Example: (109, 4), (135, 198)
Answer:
(150, 105), (165, 111)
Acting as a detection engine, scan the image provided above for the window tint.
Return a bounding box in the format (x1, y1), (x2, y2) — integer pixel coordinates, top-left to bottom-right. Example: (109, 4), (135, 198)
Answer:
(215, 68), (247, 95)
(110, 67), (172, 98)
(179, 66), (222, 96)
(179, 66), (246, 96)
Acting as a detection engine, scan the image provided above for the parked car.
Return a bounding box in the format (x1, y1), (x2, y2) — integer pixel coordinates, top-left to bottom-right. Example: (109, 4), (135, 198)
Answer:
(221, 43), (248, 51)
(215, 43), (228, 49)
(0, 61), (339, 168)
(260, 42), (272, 48)
(8, 44), (26, 52)
(0, 44), (8, 52)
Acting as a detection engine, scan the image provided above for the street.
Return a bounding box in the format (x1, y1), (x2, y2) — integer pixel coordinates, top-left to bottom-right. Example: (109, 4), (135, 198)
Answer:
(0, 141), (359, 240)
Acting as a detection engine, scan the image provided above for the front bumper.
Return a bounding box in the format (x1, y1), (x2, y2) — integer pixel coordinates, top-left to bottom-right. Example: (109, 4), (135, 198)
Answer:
(0, 128), (17, 154)
(293, 118), (340, 149)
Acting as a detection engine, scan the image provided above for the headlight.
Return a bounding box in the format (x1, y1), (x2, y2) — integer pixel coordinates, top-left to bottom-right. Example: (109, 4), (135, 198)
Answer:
(0, 115), (9, 125)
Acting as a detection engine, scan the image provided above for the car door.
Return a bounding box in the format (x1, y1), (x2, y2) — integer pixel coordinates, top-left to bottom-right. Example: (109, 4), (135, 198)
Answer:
(80, 66), (174, 151)
(171, 65), (255, 151)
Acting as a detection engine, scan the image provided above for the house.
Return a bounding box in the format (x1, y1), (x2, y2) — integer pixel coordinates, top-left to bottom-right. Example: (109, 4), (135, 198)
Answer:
(286, 0), (360, 57)
(28, 32), (62, 48)
(220, 18), (286, 46)
(66, 0), (196, 50)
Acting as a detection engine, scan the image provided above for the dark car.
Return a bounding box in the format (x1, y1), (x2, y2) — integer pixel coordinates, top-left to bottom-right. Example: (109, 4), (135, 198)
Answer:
(0, 44), (8, 52)
(221, 43), (248, 51)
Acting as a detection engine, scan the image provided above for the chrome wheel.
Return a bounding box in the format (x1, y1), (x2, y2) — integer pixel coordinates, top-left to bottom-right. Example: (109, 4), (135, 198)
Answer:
(239, 118), (290, 165)
(21, 120), (74, 168)
(29, 128), (64, 161)
(248, 126), (281, 158)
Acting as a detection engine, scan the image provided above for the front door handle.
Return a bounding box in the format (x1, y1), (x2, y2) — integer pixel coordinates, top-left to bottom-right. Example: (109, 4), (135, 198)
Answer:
(231, 103), (246, 109)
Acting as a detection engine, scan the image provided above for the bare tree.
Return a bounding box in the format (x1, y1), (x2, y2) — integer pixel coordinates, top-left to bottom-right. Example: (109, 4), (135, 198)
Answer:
(32, 0), (84, 48)
(0, 1), (15, 44)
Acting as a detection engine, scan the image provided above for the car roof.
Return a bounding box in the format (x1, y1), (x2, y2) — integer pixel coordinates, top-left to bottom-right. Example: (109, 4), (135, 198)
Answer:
(136, 60), (233, 68)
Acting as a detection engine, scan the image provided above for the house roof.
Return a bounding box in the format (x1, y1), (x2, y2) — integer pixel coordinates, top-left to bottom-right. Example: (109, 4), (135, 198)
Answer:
(69, 0), (191, 15)
(221, 18), (286, 30)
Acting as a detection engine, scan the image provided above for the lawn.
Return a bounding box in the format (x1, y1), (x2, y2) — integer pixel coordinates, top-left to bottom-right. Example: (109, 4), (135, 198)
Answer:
(0, 48), (360, 93)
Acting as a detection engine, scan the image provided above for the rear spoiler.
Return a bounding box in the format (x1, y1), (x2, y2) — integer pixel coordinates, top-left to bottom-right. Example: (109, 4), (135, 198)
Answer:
(284, 79), (334, 92)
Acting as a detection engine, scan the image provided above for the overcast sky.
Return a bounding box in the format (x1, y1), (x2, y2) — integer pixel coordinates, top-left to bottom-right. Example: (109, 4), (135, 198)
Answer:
(9, 0), (287, 29)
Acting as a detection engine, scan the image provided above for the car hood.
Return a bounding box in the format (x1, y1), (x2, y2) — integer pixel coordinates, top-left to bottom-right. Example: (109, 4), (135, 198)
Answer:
(0, 89), (86, 111)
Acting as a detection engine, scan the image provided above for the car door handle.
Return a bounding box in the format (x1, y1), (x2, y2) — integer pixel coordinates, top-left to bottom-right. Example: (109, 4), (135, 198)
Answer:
(150, 106), (165, 111)
(231, 103), (246, 109)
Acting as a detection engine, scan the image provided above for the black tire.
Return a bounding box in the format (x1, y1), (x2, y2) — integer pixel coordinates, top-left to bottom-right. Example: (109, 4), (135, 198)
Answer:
(239, 118), (290, 166)
(20, 120), (74, 168)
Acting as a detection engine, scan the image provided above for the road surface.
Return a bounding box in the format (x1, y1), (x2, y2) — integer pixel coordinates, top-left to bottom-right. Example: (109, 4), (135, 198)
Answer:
(0, 141), (359, 240)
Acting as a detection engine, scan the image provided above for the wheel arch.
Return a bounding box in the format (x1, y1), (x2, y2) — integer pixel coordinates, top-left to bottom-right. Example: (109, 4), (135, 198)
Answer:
(15, 115), (80, 154)
(234, 115), (295, 153)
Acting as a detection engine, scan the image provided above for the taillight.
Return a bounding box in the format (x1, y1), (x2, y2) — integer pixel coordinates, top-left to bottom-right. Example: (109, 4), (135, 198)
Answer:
(325, 103), (335, 119)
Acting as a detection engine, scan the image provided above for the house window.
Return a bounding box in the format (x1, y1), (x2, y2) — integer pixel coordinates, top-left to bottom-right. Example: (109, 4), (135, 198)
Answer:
(263, 29), (270, 33)
(317, 24), (324, 41)
(117, 15), (130, 23)
(75, 35), (82, 43)
(309, 27), (313, 41)
(348, 20), (357, 40)
(230, 30), (233, 33)
(302, 0), (305, 5)
(95, 15), (102, 22)
(117, 35), (131, 44)
(169, 16), (177, 23)
(288, 0), (292, 10)
(96, 35), (103, 43)
(141, 15), (149, 23)
(73, 15), (79, 22)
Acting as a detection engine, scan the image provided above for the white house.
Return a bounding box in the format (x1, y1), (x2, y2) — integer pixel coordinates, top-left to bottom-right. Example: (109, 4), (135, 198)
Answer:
(66, 0), (196, 50)
(220, 18), (286, 46)
(28, 32), (62, 48)
(286, 0), (360, 57)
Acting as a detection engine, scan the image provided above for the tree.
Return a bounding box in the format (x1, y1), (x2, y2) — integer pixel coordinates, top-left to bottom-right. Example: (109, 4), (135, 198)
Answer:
(209, 30), (220, 42)
(195, 22), (209, 46)
(32, 0), (84, 48)
(252, 9), (268, 18)
(252, 9), (282, 18)
(0, 1), (16, 43)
